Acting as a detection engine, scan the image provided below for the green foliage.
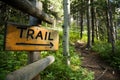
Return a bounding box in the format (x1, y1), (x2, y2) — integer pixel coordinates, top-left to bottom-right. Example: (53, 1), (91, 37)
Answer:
(41, 0), (63, 19)
(92, 40), (120, 70)
(111, 41), (120, 69)
(0, 27), (94, 80)
(0, 34), (27, 80)
(40, 31), (94, 80)
(70, 30), (80, 42)
(92, 41), (111, 59)
(0, 0), (96, 79)
(40, 61), (94, 80)
(40, 46), (94, 80)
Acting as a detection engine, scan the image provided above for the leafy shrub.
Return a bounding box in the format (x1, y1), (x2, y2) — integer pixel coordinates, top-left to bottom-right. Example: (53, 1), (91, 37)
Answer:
(0, 27), (94, 80)
(93, 41), (112, 60)
(40, 31), (94, 80)
(92, 40), (120, 70)
(0, 34), (27, 80)
(40, 62), (94, 80)
(70, 30), (80, 42)
(110, 41), (120, 69)
(40, 45), (94, 80)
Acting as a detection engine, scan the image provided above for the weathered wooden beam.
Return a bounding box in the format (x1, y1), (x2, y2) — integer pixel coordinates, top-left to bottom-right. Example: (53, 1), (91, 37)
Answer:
(6, 56), (55, 80)
(29, 0), (42, 80)
(0, 0), (53, 24)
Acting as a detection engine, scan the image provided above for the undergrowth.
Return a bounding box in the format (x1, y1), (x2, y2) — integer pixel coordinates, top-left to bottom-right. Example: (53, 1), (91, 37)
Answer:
(40, 46), (94, 80)
(40, 31), (94, 80)
(0, 32), (27, 80)
(92, 40), (120, 70)
(0, 27), (94, 80)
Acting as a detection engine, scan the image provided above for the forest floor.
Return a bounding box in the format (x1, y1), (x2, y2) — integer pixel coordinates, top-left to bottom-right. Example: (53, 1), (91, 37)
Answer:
(74, 41), (120, 80)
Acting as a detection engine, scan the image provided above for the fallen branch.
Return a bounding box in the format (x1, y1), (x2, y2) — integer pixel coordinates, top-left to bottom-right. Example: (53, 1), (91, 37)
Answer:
(96, 68), (108, 80)
(81, 65), (102, 70)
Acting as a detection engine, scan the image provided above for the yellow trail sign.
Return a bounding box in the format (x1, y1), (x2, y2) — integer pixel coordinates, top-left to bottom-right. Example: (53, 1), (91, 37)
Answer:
(4, 23), (59, 51)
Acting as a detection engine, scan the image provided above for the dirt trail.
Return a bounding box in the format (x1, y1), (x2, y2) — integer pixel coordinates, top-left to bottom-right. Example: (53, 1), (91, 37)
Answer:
(75, 41), (120, 80)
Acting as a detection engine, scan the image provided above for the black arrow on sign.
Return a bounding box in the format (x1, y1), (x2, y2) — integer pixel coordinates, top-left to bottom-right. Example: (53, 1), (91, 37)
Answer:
(16, 42), (54, 48)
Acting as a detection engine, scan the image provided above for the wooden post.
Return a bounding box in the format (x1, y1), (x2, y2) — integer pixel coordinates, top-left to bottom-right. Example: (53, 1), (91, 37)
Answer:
(6, 56), (55, 80)
(28, 52), (41, 80)
(28, 0), (42, 80)
(0, 0), (53, 24)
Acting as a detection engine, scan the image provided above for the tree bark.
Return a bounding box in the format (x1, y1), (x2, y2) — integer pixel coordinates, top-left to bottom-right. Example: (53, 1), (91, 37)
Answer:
(105, 8), (111, 43)
(63, 0), (70, 65)
(94, 8), (99, 40)
(86, 0), (91, 49)
(80, 0), (84, 39)
(107, 0), (115, 53)
(91, 0), (95, 44)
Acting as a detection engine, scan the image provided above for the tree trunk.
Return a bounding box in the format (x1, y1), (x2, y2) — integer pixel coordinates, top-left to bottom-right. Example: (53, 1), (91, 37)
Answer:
(114, 22), (117, 40)
(105, 8), (111, 43)
(76, 11), (79, 27)
(91, 0), (95, 44)
(63, 0), (70, 65)
(80, 0), (84, 39)
(96, 23), (99, 40)
(107, 0), (115, 53)
(94, 8), (99, 40)
(86, 0), (91, 49)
